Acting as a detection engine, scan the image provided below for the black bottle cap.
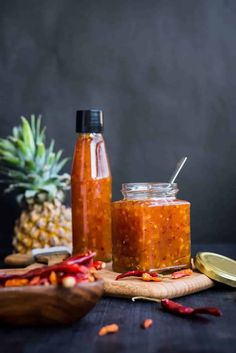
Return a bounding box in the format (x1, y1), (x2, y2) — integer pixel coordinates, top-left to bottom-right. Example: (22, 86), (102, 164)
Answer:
(76, 110), (104, 133)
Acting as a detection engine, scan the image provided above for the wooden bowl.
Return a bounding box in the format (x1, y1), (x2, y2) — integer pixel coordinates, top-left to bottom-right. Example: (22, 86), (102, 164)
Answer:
(0, 278), (104, 325)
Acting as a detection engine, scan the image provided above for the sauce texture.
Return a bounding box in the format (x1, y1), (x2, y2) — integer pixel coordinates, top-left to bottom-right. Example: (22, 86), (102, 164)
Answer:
(71, 133), (112, 261)
(112, 199), (191, 272)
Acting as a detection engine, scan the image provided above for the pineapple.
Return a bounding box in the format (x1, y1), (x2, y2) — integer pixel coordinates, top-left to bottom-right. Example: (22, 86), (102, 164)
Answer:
(0, 115), (72, 253)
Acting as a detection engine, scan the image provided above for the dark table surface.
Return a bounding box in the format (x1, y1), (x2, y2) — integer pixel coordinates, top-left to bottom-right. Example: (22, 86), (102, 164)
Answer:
(0, 243), (235, 353)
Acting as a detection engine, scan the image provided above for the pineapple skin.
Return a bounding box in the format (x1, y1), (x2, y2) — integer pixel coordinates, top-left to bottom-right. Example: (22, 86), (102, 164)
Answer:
(13, 200), (72, 253)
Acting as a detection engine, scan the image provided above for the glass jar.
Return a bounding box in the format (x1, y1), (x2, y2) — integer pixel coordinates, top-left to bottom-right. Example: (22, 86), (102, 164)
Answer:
(112, 183), (191, 272)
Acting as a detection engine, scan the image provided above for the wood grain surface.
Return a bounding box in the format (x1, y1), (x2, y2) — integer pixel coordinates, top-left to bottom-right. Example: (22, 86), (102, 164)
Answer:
(0, 244), (234, 353)
(0, 278), (104, 325)
(100, 263), (214, 299)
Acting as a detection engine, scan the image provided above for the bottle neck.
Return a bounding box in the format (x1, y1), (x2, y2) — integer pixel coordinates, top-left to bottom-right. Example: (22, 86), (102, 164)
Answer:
(77, 132), (103, 135)
(77, 132), (104, 139)
(122, 183), (178, 200)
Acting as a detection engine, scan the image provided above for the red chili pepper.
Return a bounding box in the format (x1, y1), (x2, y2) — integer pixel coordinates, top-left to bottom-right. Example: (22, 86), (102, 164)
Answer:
(192, 307), (223, 316)
(0, 263), (89, 285)
(29, 276), (41, 286)
(0, 252), (97, 287)
(64, 251), (96, 267)
(142, 273), (162, 282)
(171, 269), (193, 279)
(116, 270), (159, 280)
(161, 299), (222, 317)
(93, 261), (105, 270)
(39, 278), (50, 286)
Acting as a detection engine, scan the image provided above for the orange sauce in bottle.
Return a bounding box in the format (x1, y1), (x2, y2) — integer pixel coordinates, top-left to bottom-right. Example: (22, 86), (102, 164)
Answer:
(71, 110), (112, 261)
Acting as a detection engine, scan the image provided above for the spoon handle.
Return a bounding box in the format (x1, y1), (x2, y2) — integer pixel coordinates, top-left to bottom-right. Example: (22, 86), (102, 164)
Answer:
(169, 157), (187, 184)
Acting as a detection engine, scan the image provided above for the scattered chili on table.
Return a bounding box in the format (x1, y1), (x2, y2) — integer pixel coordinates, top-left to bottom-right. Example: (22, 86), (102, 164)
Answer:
(141, 319), (153, 329)
(116, 270), (159, 280)
(142, 273), (162, 282)
(98, 324), (119, 336)
(132, 297), (222, 318)
(171, 269), (193, 279)
(93, 261), (106, 270)
(116, 268), (194, 281)
(161, 298), (222, 317)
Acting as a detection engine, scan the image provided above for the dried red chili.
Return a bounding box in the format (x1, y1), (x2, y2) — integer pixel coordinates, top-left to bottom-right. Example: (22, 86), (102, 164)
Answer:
(29, 276), (41, 286)
(64, 251), (96, 267)
(93, 261), (106, 270)
(171, 269), (193, 279)
(0, 264), (85, 284)
(141, 319), (153, 329)
(0, 252), (97, 287)
(49, 271), (57, 285)
(116, 270), (159, 280)
(98, 324), (119, 336)
(161, 299), (222, 317)
(4, 278), (29, 287)
(132, 297), (222, 318)
(142, 273), (162, 282)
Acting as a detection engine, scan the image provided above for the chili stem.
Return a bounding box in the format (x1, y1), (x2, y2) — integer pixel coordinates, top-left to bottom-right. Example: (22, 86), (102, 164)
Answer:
(132, 296), (161, 303)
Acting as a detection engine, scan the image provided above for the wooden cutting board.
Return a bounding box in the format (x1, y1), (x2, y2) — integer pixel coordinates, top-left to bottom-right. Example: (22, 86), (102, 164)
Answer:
(0, 263), (215, 300)
(100, 263), (214, 299)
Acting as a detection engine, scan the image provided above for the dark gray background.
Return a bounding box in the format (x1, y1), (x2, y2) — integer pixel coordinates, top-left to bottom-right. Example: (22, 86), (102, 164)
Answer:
(0, 0), (235, 251)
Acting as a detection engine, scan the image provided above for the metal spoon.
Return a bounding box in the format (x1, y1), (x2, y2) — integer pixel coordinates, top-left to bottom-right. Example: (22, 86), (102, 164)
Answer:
(169, 157), (187, 184)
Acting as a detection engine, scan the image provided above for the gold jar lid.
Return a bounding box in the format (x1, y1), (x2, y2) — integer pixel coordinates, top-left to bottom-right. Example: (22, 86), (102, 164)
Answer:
(195, 252), (236, 288)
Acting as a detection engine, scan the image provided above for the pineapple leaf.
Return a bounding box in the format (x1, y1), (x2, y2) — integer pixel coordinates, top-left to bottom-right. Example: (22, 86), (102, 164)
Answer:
(25, 160), (36, 170)
(39, 126), (46, 143)
(53, 157), (69, 174)
(8, 182), (37, 189)
(21, 116), (35, 156)
(4, 185), (15, 193)
(0, 114), (70, 204)
(55, 150), (62, 162)
(36, 142), (46, 167)
(40, 184), (57, 194)
(0, 139), (16, 153)
(0, 155), (22, 167)
(16, 194), (24, 204)
(46, 152), (56, 167)
(12, 126), (21, 140)
(47, 139), (55, 158)
(30, 115), (36, 138)
(25, 189), (38, 198)
(15, 139), (31, 160)
(35, 116), (43, 143)
(0, 168), (28, 181)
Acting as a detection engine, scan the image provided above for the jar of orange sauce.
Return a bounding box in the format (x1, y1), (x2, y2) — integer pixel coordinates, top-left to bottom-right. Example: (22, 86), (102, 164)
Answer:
(71, 110), (112, 261)
(112, 183), (191, 272)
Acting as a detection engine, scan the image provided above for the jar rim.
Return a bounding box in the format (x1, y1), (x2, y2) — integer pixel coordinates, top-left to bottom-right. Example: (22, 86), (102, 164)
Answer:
(121, 182), (179, 200)
(122, 182), (177, 191)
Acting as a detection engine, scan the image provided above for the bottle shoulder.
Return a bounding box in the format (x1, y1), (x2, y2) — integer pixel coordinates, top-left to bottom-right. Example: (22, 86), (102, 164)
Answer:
(72, 133), (111, 179)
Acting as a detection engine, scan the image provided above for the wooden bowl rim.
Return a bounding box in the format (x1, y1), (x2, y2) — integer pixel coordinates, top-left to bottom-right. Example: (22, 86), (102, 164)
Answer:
(0, 277), (104, 294)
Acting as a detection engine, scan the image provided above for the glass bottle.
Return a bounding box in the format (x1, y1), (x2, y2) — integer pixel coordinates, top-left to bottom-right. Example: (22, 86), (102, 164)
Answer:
(71, 110), (112, 261)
